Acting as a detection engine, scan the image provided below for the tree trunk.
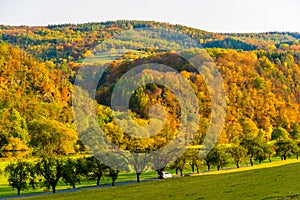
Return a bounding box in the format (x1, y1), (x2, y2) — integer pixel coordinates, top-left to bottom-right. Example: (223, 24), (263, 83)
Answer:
(217, 165), (220, 171)
(250, 157), (254, 166)
(207, 163), (211, 171)
(283, 151), (288, 160)
(157, 169), (162, 179)
(175, 168), (179, 175)
(236, 161), (239, 168)
(51, 184), (56, 193)
(136, 173), (141, 183)
(180, 169), (183, 177)
(72, 184), (75, 189)
(191, 164), (195, 173)
(112, 179), (115, 186)
(297, 153), (299, 160)
(97, 175), (101, 186)
(17, 188), (21, 195)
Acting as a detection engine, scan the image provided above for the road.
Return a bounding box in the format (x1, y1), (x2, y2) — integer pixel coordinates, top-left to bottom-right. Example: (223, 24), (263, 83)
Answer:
(2, 178), (159, 200)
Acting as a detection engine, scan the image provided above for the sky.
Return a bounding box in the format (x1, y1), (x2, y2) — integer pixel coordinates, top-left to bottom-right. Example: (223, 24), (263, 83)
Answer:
(0, 0), (299, 33)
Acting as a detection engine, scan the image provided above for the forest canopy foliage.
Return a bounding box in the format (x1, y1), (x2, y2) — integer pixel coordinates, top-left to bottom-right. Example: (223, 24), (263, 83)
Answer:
(0, 20), (300, 157)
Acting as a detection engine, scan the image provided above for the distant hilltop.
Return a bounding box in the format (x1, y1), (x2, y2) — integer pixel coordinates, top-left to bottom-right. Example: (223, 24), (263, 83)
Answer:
(0, 20), (299, 62)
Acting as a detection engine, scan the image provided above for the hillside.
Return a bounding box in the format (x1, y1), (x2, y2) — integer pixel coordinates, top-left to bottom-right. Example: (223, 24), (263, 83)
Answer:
(0, 20), (300, 155)
(0, 42), (76, 157)
(1, 20), (299, 63)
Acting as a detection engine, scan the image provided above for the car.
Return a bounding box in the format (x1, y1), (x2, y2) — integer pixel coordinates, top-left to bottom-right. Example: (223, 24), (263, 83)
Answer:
(158, 171), (172, 179)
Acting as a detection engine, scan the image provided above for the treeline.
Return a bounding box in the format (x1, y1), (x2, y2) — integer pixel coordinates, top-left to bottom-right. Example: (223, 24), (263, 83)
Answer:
(4, 128), (300, 196)
(203, 38), (257, 50)
(1, 20), (299, 65)
(3, 156), (119, 195)
(173, 131), (300, 176)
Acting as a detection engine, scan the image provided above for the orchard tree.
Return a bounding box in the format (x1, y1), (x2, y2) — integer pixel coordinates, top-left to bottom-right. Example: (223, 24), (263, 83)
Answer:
(35, 156), (64, 193)
(254, 144), (268, 164)
(4, 160), (35, 195)
(291, 141), (300, 160)
(187, 149), (202, 173)
(265, 143), (276, 162)
(62, 158), (87, 189)
(275, 139), (295, 160)
(240, 135), (266, 166)
(204, 146), (229, 171)
(170, 153), (188, 176)
(229, 145), (247, 168)
(204, 150), (213, 171)
(212, 146), (229, 171)
(108, 167), (119, 186)
(86, 156), (108, 186)
(130, 152), (151, 182)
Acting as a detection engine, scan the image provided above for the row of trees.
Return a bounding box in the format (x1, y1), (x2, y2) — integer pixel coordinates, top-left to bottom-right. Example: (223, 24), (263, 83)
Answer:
(171, 135), (300, 177)
(4, 156), (119, 195)
(4, 131), (300, 196)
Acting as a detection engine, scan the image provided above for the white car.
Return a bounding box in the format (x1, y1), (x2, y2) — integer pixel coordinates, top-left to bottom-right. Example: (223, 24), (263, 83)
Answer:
(158, 171), (172, 179)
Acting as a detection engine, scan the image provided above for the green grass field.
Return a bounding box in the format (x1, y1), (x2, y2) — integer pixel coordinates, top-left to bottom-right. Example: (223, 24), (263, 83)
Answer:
(6, 159), (300, 200)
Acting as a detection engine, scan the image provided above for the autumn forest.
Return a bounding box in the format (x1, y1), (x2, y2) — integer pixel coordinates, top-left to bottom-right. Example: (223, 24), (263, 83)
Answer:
(1, 20), (300, 196)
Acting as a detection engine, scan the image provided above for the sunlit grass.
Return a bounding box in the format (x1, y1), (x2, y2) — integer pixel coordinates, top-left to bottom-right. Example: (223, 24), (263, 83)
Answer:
(193, 158), (300, 176)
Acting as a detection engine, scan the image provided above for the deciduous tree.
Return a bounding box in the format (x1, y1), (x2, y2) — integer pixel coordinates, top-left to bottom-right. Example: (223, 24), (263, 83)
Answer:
(4, 160), (35, 195)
